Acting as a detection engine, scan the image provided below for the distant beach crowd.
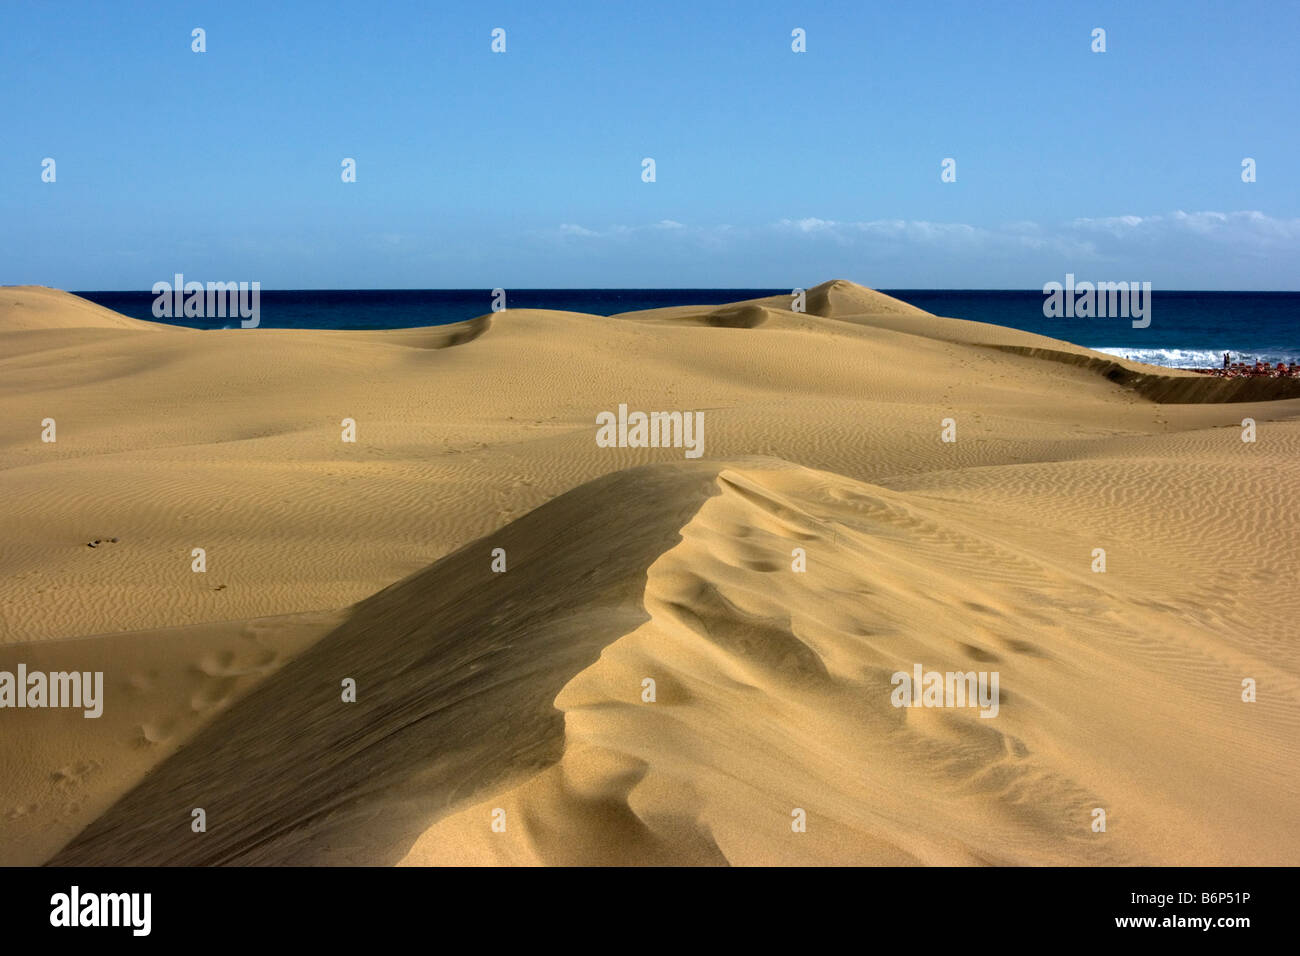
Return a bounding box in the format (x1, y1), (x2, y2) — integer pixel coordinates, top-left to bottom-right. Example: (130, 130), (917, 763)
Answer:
(1192, 354), (1300, 378)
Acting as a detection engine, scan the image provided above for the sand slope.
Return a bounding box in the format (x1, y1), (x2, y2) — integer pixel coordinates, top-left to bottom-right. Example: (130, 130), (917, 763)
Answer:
(3, 280), (1298, 866)
(0, 286), (186, 332)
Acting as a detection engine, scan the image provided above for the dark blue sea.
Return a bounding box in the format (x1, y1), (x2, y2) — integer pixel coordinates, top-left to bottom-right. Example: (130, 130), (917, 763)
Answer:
(76, 289), (1300, 369)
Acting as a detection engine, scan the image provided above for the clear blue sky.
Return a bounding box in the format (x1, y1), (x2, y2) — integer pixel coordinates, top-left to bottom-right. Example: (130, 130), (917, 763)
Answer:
(2, 0), (1297, 289)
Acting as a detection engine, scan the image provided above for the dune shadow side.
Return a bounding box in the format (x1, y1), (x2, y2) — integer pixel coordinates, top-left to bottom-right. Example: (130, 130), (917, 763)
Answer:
(48, 462), (723, 866)
(988, 344), (1300, 403)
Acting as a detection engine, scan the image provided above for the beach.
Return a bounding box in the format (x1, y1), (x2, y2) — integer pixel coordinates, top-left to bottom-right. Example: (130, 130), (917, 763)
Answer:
(2, 279), (1298, 866)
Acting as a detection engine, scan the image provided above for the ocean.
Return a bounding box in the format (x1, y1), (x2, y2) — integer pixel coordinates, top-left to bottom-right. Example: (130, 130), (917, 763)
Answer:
(76, 289), (1300, 370)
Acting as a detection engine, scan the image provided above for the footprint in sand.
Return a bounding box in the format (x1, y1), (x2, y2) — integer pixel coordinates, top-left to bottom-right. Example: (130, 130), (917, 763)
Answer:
(194, 647), (277, 678)
(50, 759), (101, 788)
(189, 675), (240, 713)
(958, 641), (1002, 664)
(124, 669), (160, 695)
(136, 720), (178, 746)
(183, 645), (282, 713)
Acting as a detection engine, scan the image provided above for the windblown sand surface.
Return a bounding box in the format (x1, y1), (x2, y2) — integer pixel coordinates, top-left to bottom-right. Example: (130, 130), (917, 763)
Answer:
(1, 280), (1297, 865)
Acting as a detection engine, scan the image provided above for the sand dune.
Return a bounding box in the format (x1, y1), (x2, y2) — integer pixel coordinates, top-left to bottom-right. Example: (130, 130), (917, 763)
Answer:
(3, 280), (1298, 865)
(0, 286), (187, 333)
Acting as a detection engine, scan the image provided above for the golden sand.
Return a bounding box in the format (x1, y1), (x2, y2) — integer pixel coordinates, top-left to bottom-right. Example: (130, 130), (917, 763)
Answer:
(2, 281), (1296, 865)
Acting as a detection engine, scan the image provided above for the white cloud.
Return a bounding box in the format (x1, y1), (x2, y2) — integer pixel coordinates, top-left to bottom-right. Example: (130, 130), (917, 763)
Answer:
(775, 216), (1092, 258)
(1072, 210), (1300, 243)
(780, 217), (838, 233)
(1071, 214), (1146, 232)
(544, 211), (1300, 285)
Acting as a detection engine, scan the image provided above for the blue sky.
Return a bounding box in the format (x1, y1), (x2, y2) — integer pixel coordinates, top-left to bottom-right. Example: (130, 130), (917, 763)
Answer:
(2, 0), (1297, 289)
